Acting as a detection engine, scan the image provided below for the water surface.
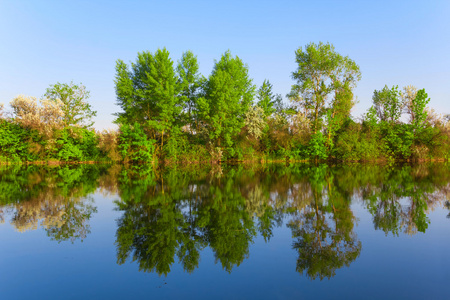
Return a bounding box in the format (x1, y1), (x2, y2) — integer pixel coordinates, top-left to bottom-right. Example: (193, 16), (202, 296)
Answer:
(1, 163), (450, 299)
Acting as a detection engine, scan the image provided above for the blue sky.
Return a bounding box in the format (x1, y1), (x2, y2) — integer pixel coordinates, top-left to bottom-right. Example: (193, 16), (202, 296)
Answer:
(1, 0), (449, 130)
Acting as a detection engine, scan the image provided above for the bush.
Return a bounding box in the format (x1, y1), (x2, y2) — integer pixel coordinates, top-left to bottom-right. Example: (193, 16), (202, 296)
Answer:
(334, 122), (382, 161)
(0, 119), (32, 161)
(55, 127), (100, 161)
(382, 124), (414, 159)
(163, 127), (189, 162)
(98, 129), (120, 161)
(118, 123), (155, 163)
(308, 132), (328, 160)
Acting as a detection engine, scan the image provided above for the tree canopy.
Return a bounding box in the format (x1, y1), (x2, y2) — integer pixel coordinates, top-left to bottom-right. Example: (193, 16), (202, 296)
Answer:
(288, 42), (361, 137)
(199, 50), (255, 155)
(44, 82), (96, 128)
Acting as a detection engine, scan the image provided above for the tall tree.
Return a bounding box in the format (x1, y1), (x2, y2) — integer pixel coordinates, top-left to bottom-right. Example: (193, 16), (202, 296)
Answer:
(199, 51), (255, 155)
(176, 50), (205, 133)
(114, 48), (181, 148)
(288, 42), (361, 136)
(326, 54), (361, 147)
(44, 82), (96, 128)
(114, 60), (136, 125)
(147, 49), (181, 148)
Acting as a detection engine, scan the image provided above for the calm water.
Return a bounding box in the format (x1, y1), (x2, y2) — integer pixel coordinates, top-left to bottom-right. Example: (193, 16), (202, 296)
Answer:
(1, 163), (450, 299)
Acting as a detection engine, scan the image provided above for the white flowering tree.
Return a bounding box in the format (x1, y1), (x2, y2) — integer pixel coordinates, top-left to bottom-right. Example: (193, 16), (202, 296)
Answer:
(244, 105), (266, 140)
(10, 95), (65, 136)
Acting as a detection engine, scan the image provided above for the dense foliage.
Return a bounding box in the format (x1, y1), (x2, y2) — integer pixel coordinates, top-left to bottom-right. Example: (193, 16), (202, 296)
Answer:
(0, 86), (114, 163)
(1, 43), (449, 163)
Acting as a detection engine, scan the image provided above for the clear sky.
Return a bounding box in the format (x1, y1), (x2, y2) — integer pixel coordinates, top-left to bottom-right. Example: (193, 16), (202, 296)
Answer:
(1, 0), (449, 130)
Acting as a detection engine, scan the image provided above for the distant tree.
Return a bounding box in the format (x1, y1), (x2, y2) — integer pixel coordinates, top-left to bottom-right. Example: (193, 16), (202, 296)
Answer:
(256, 79), (278, 117)
(401, 85), (430, 129)
(370, 85), (416, 158)
(371, 85), (402, 124)
(44, 82), (96, 128)
(410, 88), (430, 131)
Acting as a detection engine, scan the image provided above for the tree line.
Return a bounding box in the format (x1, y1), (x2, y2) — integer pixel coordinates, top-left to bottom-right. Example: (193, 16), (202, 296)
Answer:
(1, 42), (450, 163)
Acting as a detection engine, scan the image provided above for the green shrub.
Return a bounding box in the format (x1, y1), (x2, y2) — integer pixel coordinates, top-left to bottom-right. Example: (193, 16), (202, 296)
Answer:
(308, 132), (328, 160)
(0, 120), (32, 161)
(118, 123), (155, 162)
(55, 127), (100, 161)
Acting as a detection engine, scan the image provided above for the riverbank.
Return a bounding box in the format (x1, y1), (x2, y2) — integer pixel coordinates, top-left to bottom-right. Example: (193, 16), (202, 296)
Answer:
(1, 156), (448, 166)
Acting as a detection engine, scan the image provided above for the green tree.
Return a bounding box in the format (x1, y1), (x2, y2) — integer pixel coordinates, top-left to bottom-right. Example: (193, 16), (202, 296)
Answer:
(199, 51), (255, 156)
(402, 87), (431, 158)
(114, 48), (181, 150)
(177, 50), (205, 133)
(288, 42), (361, 136)
(371, 85), (402, 124)
(369, 85), (414, 158)
(256, 79), (278, 117)
(410, 89), (430, 131)
(44, 82), (96, 128)
(114, 59), (137, 125)
(325, 81), (357, 149)
(144, 49), (181, 149)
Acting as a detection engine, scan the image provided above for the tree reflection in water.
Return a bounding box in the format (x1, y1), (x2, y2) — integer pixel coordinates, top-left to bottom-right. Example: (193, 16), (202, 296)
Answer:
(287, 166), (361, 280)
(114, 165), (257, 275)
(0, 164), (106, 242)
(1, 162), (450, 279)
